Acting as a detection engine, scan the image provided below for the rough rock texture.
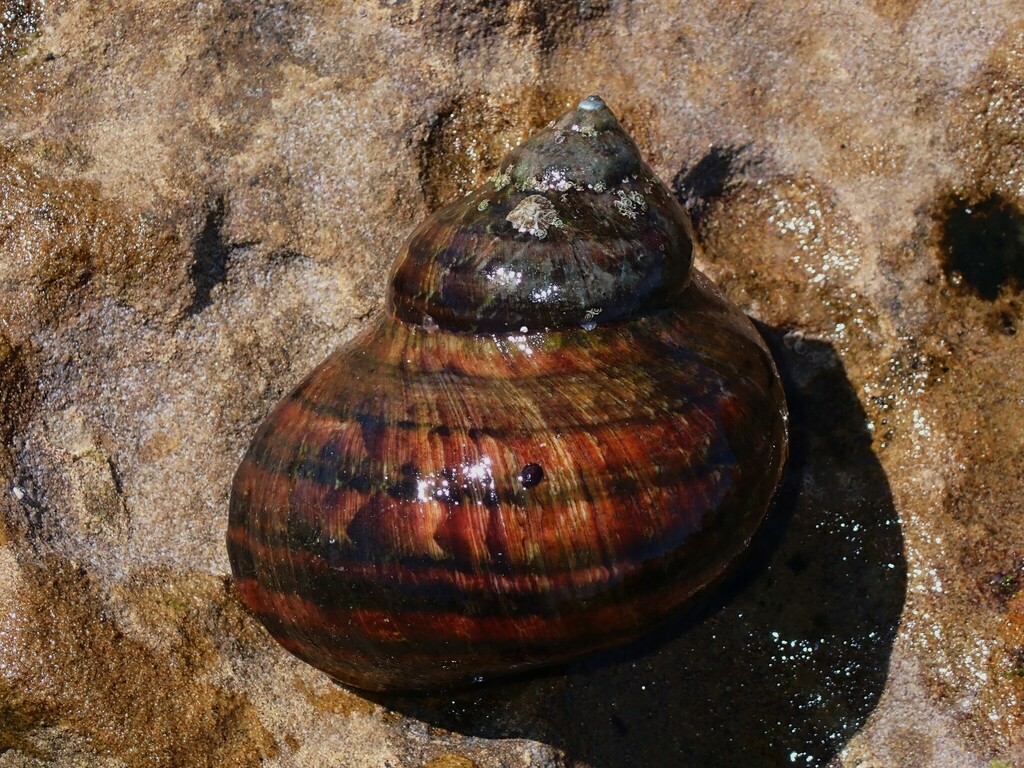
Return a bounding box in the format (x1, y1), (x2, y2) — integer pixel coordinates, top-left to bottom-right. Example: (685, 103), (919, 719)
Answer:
(1, 1), (1023, 766)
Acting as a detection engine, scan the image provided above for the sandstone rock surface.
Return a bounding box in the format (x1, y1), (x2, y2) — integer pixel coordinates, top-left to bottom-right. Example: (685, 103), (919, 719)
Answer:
(1, 1), (1023, 766)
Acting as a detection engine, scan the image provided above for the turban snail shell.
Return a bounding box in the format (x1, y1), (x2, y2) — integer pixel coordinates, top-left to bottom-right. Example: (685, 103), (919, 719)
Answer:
(227, 95), (788, 692)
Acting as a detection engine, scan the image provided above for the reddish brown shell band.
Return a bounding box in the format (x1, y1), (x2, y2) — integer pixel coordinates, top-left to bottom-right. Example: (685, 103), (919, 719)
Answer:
(227, 274), (787, 691)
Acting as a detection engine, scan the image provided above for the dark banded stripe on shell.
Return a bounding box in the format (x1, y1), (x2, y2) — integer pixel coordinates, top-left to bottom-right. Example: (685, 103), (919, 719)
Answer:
(227, 273), (787, 690)
(227, 96), (788, 691)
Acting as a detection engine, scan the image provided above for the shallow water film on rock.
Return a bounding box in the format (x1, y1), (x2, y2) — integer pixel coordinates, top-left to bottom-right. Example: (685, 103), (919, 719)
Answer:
(2, 2), (1024, 766)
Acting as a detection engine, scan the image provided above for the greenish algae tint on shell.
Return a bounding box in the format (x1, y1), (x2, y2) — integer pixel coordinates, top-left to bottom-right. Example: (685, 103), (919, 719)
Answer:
(227, 95), (789, 692)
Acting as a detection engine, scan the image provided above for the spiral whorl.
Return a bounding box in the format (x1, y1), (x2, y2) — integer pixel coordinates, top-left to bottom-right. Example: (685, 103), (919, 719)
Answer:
(389, 96), (696, 333)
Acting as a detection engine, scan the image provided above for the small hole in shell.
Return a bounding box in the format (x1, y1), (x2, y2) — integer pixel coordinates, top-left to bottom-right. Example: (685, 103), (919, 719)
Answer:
(519, 462), (544, 489)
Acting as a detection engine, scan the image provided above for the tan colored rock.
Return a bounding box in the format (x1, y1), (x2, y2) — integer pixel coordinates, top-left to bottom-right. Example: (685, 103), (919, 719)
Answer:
(0, 0), (1023, 766)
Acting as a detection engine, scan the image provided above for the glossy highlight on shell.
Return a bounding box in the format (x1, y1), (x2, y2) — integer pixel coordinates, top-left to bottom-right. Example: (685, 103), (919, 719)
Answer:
(227, 95), (789, 692)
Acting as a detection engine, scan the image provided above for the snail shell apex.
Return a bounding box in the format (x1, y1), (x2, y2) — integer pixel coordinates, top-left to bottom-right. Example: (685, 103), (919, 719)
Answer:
(389, 96), (695, 333)
(227, 96), (789, 692)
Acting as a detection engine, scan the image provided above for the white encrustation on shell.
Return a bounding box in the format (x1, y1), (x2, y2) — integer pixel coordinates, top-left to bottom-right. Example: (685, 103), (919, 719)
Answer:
(613, 188), (648, 219)
(489, 165), (513, 192)
(507, 194), (564, 239)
